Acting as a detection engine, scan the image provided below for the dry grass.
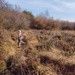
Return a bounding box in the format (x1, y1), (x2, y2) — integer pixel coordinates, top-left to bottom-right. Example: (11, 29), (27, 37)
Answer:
(0, 29), (75, 75)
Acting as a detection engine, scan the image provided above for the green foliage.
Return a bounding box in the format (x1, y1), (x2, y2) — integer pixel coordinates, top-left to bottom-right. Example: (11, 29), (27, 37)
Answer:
(23, 10), (33, 18)
(28, 63), (37, 70)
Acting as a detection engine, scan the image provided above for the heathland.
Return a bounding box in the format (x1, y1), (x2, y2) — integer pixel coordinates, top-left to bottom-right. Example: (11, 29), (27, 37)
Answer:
(0, 0), (75, 75)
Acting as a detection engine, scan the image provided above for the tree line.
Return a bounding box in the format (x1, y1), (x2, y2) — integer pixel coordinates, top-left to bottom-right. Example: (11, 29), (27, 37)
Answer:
(0, 0), (75, 30)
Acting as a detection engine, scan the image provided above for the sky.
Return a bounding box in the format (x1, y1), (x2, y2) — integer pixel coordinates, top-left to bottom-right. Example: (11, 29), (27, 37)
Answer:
(5, 0), (75, 22)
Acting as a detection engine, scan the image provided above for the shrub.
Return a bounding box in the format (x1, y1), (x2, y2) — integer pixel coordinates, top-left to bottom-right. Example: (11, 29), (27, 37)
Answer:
(30, 16), (60, 30)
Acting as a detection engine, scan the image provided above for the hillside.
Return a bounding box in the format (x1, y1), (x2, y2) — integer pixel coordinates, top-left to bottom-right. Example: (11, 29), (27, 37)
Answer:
(0, 29), (75, 75)
(0, 0), (75, 75)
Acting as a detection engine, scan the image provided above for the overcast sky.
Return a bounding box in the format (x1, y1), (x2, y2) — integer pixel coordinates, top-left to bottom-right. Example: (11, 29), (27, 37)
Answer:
(5, 0), (75, 22)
